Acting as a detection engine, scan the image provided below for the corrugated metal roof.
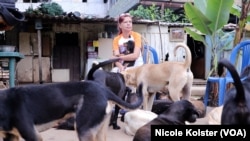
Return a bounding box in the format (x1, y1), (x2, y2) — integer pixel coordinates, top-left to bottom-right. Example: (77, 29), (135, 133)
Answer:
(24, 13), (192, 26)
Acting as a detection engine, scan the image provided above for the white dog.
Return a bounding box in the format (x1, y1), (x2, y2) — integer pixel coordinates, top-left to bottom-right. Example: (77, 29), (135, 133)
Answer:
(124, 109), (157, 136)
(207, 106), (223, 125)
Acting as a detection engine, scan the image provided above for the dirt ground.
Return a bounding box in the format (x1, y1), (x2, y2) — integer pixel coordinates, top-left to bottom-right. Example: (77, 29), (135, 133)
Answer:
(40, 119), (134, 141)
(0, 108), (212, 141)
(39, 109), (211, 141)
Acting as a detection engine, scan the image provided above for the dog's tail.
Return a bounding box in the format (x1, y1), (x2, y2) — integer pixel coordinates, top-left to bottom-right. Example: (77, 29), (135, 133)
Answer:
(86, 58), (120, 80)
(107, 83), (143, 110)
(173, 43), (192, 69)
(218, 58), (245, 102)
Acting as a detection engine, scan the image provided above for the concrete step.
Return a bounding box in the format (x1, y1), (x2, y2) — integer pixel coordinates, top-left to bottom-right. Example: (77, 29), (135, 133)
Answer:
(191, 78), (207, 99)
(191, 85), (205, 98)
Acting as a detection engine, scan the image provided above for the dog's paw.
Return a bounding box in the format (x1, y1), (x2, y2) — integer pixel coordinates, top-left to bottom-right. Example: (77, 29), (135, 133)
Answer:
(56, 123), (75, 130)
(121, 115), (125, 122)
(113, 124), (121, 130)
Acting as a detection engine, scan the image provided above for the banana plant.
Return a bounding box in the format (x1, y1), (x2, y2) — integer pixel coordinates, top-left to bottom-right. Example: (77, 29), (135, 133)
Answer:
(230, 1), (250, 46)
(184, 0), (234, 77)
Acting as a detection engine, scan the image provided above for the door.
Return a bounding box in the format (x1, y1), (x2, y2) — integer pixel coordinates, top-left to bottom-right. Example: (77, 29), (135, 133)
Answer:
(53, 33), (80, 81)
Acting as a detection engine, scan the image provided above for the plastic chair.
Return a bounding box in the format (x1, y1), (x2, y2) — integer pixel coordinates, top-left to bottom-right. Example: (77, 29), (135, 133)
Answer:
(203, 40), (250, 107)
(142, 45), (159, 64)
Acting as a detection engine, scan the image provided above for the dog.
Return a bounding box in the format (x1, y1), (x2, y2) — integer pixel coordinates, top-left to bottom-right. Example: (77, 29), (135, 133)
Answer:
(86, 58), (132, 130)
(207, 106), (223, 125)
(121, 40), (135, 67)
(0, 80), (143, 141)
(121, 43), (193, 111)
(123, 99), (172, 136)
(56, 58), (124, 130)
(218, 59), (250, 124)
(133, 100), (199, 141)
(124, 109), (157, 136)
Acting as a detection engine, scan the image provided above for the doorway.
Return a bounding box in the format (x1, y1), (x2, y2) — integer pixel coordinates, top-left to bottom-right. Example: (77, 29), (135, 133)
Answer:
(53, 33), (80, 81)
(187, 35), (205, 79)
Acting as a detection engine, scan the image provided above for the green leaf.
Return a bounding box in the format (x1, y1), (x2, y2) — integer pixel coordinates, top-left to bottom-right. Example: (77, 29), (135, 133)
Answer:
(194, 0), (207, 15)
(184, 2), (212, 35)
(184, 27), (206, 43)
(206, 0), (234, 32)
(230, 5), (241, 18)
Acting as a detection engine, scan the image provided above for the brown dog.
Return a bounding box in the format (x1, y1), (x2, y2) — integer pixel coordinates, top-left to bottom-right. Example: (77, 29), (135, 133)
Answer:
(121, 43), (193, 111)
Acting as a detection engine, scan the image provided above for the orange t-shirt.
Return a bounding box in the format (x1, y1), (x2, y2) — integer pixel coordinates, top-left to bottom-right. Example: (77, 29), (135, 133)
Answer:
(112, 31), (142, 54)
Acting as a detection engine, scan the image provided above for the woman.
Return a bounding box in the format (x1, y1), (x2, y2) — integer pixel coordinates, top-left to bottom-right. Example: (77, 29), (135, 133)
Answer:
(111, 13), (143, 72)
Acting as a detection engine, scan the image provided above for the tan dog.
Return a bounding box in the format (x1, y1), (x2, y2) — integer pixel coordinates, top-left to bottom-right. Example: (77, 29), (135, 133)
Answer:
(121, 43), (193, 111)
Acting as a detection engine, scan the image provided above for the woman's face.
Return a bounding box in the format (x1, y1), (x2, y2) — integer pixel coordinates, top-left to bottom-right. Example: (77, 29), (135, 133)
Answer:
(119, 17), (132, 32)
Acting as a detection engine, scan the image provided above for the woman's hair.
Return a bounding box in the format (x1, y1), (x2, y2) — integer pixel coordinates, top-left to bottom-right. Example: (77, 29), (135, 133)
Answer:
(117, 13), (132, 34)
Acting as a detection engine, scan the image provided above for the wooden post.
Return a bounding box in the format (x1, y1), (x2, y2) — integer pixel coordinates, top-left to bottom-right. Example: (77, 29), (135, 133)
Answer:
(37, 29), (42, 84)
(35, 19), (43, 84)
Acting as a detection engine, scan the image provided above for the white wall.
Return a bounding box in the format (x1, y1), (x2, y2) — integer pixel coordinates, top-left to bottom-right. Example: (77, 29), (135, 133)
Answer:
(133, 24), (188, 63)
(16, 0), (109, 18)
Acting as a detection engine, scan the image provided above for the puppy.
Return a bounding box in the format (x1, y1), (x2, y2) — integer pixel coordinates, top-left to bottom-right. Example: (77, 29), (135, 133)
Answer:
(87, 58), (131, 130)
(0, 81), (143, 141)
(121, 43), (193, 111)
(218, 59), (250, 124)
(133, 100), (199, 141)
(123, 40), (135, 67)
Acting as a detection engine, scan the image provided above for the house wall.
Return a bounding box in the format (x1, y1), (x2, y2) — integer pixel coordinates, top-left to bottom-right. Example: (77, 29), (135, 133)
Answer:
(133, 24), (188, 63)
(14, 22), (188, 83)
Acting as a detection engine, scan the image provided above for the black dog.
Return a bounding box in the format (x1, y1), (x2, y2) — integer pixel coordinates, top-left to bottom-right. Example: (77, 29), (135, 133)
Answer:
(218, 59), (250, 124)
(56, 58), (127, 130)
(133, 100), (199, 141)
(87, 58), (132, 130)
(0, 80), (143, 141)
(123, 40), (135, 67)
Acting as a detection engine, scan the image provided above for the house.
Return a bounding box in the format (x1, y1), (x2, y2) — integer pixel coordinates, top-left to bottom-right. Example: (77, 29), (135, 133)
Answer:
(3, 0), (241, 84)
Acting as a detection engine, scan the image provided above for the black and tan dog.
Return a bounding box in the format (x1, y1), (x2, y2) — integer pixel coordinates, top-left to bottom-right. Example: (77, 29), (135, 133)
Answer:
(133, 100), (198, 141)
(218, 59), (250, 124)
(86, 58), (132, 130)
(0, 80), (143, 141)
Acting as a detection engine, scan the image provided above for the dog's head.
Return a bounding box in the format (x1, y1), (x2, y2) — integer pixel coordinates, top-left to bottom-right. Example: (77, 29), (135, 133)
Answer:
(120, 68), (137, 87)
(218, 59), (250, 124)
(162, 100), (199, 124)
(124, 40), (135, 54)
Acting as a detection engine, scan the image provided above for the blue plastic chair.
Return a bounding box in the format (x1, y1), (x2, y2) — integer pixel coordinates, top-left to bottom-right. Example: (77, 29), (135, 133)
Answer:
(203, 40), (250, 107)
(142, 45), (159, 64)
